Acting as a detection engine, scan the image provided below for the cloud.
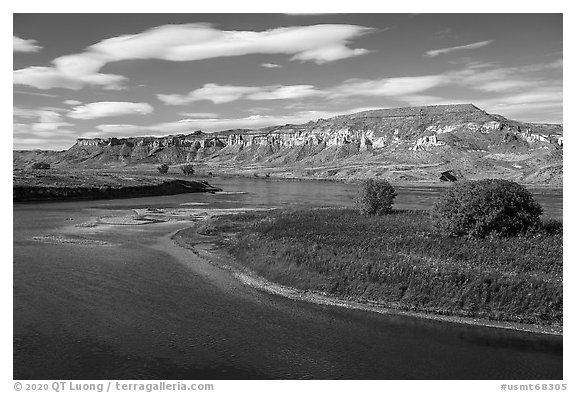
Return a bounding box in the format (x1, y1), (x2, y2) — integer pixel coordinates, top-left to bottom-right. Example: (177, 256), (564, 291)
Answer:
(13, 90), (58, 98)
(331, 75), (448, 97)
(156, 58), (561, 109)
(178, 112), (221, 118)
(94, 124), (144, 134)
(446, 60), (561, 93)
(13, 66), (126, 90)
(426, 40), (494, 57)
(30, 122), (74, 132)
(63, 100), (83, 106)
(261, 63), (283, 68)
(13, 107), (74, 136)
(67, 102), (154, 120)
(14, 36), (42, 53)
(89, 23), (373, 64)
(158, 83), (322, 105)
(14, 23), (373, 91)
(14, 107), (61, 122)
(434, 28), (452, 39)
(248, 85), (320, 100)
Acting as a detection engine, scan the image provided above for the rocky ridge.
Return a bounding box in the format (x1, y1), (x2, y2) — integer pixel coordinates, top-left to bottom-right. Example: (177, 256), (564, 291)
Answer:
(14, 104), (563, 184)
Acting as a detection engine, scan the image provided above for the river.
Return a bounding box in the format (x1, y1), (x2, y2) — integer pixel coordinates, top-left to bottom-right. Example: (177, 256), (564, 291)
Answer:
(13, 178), (563, 379)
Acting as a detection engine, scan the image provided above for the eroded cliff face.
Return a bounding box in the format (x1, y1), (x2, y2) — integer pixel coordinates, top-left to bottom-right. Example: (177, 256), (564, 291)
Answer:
(20, 104), (562, 184)
(73, 104), (563, 164)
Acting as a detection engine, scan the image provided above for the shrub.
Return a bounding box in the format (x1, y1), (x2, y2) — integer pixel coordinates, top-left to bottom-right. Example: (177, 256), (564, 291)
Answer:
(31, 162), (50, 170)
(180, 164), (195, 176)
(355, 179), (397, 215)
(431, 179), (543, 237)
(157, 163), (169, 174)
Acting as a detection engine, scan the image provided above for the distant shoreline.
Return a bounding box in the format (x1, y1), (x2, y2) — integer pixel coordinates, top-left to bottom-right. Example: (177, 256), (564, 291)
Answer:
(13, 169), (221, 202)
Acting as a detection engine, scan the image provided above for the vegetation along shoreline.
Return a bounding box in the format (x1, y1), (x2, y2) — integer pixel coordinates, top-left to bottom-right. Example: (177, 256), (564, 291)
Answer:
(173, 179), (562, 334)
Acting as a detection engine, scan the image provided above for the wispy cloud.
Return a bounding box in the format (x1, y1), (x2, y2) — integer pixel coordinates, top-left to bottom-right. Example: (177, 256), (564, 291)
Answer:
(178, 112), (221, 118)
(261, 63), (283, 68)
(156, 58), (561, 112)
(13, 66), (126, 90)
(13, 36), (42, 53)
(67, 102), (154, 120)
(434, 28), (452, 39)
(63, 100), (83, 106)
(158, 84), (321, 105)
(426, 40), (494, 57)
(13, 90), (58, 98)
(14, 23), (373, 91)
(331, 75), (447, 97)
(14, 107), (74, 135)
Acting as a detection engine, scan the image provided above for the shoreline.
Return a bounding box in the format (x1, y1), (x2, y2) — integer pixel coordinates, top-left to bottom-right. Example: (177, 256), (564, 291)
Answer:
(13, 178), (222, 203)
(171, 218), (562, 336)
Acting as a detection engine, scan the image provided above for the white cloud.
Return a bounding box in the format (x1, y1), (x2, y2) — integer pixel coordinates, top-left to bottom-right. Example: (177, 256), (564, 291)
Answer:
(156, 58), (561, 111)
(89, 23), (373, 64)
(14, 23), (373, 91)
(178, 112), (221, 118)
(14, 36), (42, 53)
(247, 85), (320, 100)
(30, 122), (74, 132)
(13, 107), (75, 137)
(94, 124), (144, 134)
(261, 63), (283, 68)
(331, 75), (448, 97)
(67, 102), (154, 120)
(14, 107), (65, 123)
(292, 45), (370, 63)
(13, 66), (126, 90)
(158, 83), (322, 105)
(13, 90), (58, 98)
(63, 100), (83, 106)
(426, 40), (494, 57)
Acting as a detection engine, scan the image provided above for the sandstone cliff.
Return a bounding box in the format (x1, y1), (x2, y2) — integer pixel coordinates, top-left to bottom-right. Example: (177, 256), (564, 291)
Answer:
(14, 104), (563, 184)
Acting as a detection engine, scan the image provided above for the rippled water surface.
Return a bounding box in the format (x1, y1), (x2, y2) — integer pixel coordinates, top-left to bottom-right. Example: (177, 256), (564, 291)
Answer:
(13, 179), (563, 379)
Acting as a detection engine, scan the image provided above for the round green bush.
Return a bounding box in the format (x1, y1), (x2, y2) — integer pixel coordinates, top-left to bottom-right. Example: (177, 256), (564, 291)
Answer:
(355, 179), (397, 215)
(31, 162), (50, 170)
(431, 179), (543, 237)
(157, 163), (170, 174)
(180, 164), (195, 175)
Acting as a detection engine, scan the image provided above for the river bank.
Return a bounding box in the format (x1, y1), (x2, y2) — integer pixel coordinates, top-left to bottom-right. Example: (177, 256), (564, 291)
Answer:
(13, 169), (221, 202)
(173, 208), (562, 335)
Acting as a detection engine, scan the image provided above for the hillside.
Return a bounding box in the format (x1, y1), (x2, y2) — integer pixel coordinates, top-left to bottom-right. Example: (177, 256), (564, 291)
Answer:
(13, 104), (563, 185)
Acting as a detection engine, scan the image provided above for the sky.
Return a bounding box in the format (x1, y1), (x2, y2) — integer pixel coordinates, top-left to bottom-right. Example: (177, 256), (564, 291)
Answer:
(13, 13), (563, 150)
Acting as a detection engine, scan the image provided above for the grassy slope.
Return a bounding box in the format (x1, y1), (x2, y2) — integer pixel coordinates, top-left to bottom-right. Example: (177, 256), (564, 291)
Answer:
(205, 208), (562, 325)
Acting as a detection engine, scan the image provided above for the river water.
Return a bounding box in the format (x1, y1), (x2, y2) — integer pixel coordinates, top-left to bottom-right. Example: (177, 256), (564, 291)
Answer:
(13, 179), (563, 379)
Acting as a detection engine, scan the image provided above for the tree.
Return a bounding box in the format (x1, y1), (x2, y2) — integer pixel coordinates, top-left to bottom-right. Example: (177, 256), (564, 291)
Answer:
(431, 179), (543, 237)
(31, 162), (50, 169)
(180, 164), (195, 176)
(157, 163), (169, 174)
(355, 179), (397, 215)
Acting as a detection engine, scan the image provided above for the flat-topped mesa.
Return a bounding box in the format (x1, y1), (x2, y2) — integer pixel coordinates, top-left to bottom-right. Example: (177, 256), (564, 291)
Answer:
(337, 103), (484, 120)
(69, 103), (562, 164)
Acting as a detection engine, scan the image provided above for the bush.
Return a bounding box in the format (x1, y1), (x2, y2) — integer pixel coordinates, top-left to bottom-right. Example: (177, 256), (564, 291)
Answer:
(431, 179), (543, 237)
(31, 162), (50, 170)
(157, 163), (169, 174)
(355, 179), (397, 215)
(180, 164), (195, 176)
